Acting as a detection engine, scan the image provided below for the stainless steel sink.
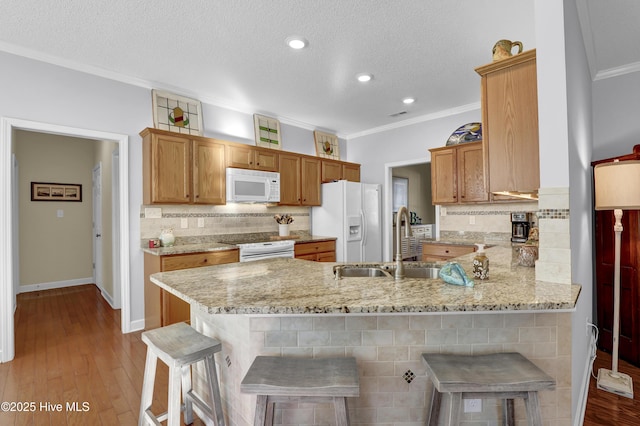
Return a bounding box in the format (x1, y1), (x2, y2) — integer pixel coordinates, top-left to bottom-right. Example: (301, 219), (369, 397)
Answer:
(337, 267), (392, 278)
(334, 264), (440, 279)
(402, 267), (441, 279)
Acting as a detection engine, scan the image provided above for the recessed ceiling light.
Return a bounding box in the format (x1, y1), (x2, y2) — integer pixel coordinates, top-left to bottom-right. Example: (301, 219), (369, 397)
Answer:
(356, 73), (373, 83)
(285, 36), (308, 50)
(403, 97), (416, 104)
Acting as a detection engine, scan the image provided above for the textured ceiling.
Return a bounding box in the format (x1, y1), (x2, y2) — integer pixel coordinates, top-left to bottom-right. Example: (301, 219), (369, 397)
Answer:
(0, 0), (637, 138)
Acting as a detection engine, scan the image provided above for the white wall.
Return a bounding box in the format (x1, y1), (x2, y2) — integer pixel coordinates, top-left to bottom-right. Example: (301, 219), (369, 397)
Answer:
(592, 70), (640, 161)
(562, 0), (596, 422)
(348, 109), (481, 184)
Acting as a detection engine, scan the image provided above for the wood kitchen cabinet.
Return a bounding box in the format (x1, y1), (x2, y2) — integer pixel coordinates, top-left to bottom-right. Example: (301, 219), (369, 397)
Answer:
(429, 141), (487, 204)
(142, 128), (226, 204)
(422, 242), (476, 262)
(475, 49), (539, 198)
(321, 160), (361, 183)
(144, 249), (239, 329)
(294, 240), (336, 262)
(226, 144), (278, 172)
(592, 145), (640, 367)
(279, 153), (321, 206)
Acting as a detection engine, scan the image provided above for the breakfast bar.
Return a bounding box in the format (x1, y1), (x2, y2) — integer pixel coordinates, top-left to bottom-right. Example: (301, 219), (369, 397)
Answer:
(150, 246), (580, 425)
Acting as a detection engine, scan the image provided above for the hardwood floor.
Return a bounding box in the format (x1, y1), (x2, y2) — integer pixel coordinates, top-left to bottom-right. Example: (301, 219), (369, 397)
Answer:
(584, 349), (640, 425)
(2, 284), (639, 425)
(0, 285), (206, 425)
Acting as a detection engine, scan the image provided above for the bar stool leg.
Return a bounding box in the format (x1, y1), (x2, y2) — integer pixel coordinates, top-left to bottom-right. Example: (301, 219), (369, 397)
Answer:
(449, 393), (462, 426)
(181, 364), (194, 425)
(524, 391), (542, 426)
(502, 399), (515, 426)
(138, 350), (157, 426)
(427, 388), (442, 426)
(204, 354), (226, 425)
(334, 397), (350, 426)
(253, 395), (269, 426)
(167, 362), (183, 426)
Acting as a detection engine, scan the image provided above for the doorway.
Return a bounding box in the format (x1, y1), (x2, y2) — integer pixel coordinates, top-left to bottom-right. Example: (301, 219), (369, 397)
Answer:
(0, 117), (131, 363)
(383, 159), (439, 262)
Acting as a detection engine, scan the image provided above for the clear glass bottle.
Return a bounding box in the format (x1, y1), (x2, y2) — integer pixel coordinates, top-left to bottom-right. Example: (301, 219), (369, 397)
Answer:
(473, 243), (489, 280)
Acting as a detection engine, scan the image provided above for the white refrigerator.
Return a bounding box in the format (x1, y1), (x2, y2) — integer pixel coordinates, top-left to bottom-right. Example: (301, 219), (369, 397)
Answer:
(311, 180), (382, 262)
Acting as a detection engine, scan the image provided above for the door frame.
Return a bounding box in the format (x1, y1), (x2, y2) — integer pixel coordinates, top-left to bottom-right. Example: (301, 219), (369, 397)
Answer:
(0, 117), (131, 363)
(92, 163), (104, 293)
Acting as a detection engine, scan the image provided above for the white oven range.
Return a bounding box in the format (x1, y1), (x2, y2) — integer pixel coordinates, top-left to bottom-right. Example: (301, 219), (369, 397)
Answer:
(237, 240), (295, 262)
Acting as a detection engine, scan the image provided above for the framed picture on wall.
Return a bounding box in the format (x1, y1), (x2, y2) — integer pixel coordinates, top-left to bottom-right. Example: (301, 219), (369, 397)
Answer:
(253, 114), (282, 150)
(152, 89), (204, 136)
(31, 182), (82, 202)
(314, 130), (340, 160)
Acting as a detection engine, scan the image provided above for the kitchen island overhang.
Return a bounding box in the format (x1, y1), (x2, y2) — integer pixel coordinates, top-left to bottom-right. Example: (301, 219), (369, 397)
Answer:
(148, 245), (580, 425)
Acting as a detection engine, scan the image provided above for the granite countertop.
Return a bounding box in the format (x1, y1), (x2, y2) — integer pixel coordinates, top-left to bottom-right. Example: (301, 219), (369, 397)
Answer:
(150, 246), (581, 315)
(142, 233), (336, 256)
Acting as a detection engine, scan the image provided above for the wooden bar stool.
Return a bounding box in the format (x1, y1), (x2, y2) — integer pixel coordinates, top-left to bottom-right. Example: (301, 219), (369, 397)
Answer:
(421, 352), (555, 426)
(139, 322), (226, 426)
(241, 356), (360, 426)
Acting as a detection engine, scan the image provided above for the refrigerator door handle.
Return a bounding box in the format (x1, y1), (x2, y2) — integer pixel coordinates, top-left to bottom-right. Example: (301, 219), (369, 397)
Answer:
(360, 209), (367, 246)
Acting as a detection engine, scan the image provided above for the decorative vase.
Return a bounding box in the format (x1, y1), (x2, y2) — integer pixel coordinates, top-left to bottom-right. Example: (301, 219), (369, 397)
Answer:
(159, 229), (175, 247)
(278, 224), (290, 237)
(492, 39), (523, 61)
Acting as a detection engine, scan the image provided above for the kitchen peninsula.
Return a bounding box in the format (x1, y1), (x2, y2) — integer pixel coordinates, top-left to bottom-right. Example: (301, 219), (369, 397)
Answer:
(150, 246), (580, 425)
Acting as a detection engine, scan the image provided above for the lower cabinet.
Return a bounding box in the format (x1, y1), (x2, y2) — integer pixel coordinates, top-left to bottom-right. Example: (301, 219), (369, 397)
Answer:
(421, 242), (476, 262)
(294, 240), (336, 262)
(144, 249), (239, 329)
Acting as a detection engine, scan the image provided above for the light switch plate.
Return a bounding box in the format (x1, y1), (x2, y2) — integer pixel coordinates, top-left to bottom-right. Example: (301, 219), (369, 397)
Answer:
(180, 218), (188, 228)
(57, 209), (64, 218)
(197, 218), (204, 227)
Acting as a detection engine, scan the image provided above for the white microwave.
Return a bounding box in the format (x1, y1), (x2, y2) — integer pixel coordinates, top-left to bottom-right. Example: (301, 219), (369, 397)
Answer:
(226, 167), (280, 203)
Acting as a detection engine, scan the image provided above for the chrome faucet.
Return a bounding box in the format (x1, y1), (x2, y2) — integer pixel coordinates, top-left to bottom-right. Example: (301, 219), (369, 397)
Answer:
(395, 206), (412, 279)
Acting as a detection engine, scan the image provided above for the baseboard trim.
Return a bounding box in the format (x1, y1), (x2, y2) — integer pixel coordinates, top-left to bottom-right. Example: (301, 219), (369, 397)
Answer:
(574, 340), (594, 426)
(129, 319), (145, 332)
(100, 289), (116, 308)
(19, 277), (94, 293)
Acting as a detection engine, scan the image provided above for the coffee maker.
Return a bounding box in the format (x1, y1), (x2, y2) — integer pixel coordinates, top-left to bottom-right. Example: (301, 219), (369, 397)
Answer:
(511, 212), (532, 243)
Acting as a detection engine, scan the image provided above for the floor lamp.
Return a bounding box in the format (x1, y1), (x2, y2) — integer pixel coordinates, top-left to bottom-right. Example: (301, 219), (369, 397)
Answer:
(593, 159), (640, 399)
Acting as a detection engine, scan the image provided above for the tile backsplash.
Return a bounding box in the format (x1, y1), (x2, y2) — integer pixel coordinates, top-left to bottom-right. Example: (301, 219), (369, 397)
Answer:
(439, 201), (538, 238)
(140, 204), (311, 241)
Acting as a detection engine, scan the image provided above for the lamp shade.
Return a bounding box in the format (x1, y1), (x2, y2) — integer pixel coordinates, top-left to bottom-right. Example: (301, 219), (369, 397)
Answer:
(594, 160), (640, 210)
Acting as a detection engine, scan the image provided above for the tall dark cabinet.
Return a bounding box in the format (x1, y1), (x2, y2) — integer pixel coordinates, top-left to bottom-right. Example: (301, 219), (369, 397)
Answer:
(592, 145), (640, 366)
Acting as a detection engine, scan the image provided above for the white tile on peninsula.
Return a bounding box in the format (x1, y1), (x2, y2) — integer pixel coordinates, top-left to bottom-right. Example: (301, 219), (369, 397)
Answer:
(537, 187), (570, 209)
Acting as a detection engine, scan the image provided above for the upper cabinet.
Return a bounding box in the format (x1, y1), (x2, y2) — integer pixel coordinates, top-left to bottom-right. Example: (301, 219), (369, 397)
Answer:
(475, 49), (539, 198)
(141, 127), (360, 205)
(279, 153), (321, 206)
(226, 144), (278, 172)
(321, 160), (361, 183)
(429, 141), (488, 204)
(142, 128), (226, 204)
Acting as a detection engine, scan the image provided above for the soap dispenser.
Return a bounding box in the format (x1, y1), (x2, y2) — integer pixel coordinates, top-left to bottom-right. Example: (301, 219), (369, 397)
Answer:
(473, 244), (489, 280)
